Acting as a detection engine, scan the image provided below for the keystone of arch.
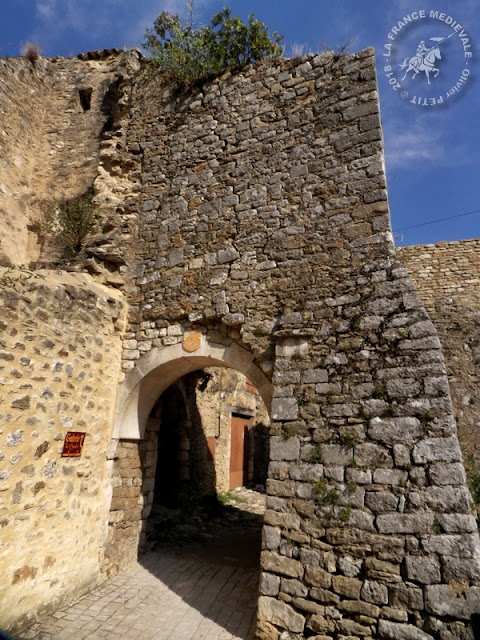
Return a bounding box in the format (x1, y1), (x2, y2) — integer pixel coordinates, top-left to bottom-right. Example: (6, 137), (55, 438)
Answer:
(113, 339), (273, 440)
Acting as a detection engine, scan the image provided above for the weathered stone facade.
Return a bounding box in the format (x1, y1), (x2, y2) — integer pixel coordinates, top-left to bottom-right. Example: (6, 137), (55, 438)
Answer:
(399, 240), (480, 466)
(0, 49), (479, 639)
(0, 270), (125, 627)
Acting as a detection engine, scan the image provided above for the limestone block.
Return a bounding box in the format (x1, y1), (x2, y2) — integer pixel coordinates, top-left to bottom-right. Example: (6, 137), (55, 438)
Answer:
(320, 444), (353, 466)
(376, 513), (434, 534)
(422, 534), (480, 559)
(441, 556), (480, 582)
(306, 614), (335, 635)
(291, 597), (325, 616)
(259, 572), (281, 596)
(412, 437), (463, 464)
(262, 526), (281, 551)
(310, 586), (340, 605)
(405, 556), (441, 584)
(428, 463), (466, 486)
(280, 578), (308, 597)
(436, 514), (477, 533)
(368, 417), (422, 445)
(302, 368), (328, 384)
(305, 565), (332, 589)
(348, 509), (375, 531)
(373, 468), (408, 486)
(346, 468), (372, 484)
(339, 598), (380, 617)
(424, 585), (474, 619)
(411, 486), (472, 514)
(271, 398), (299, 421)
(257, 596), (305, 634)
(270, 436), (300, 462)
(378, 619), (434, 640)
(290, 463), (323, 482)
(332, 575), (362, 598)
(261, 551), (304, 578)
(389, 584), (424, 610)
(338, 555), (362, 578)
(355, 443), (393, 468)
(267, 479), (295, 498)
(264, 509), (301, 531)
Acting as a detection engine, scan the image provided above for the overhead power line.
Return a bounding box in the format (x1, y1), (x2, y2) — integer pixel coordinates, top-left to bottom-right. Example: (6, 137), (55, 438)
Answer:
(393, 208), (480, 232)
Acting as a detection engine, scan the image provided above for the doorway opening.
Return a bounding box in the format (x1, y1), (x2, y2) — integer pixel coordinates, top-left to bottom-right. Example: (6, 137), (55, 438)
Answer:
(143, 367), (269, 552)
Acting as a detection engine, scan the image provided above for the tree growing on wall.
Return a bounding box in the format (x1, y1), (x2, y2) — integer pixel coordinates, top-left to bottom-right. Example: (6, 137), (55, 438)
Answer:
(143, 2), (283, 86)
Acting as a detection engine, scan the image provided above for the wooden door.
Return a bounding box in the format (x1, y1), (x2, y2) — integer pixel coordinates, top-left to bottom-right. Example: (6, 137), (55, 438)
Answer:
(229, 414), (250, 490)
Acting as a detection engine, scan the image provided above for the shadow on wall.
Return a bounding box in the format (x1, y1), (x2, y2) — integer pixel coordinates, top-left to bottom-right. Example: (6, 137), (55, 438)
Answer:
(153, 371), (216, 509)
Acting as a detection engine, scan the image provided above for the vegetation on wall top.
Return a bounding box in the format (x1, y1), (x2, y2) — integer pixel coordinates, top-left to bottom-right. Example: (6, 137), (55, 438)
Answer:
(143, 2), (283, 86)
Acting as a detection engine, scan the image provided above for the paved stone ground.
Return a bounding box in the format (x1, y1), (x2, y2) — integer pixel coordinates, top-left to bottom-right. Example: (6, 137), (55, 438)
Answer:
(15, 489), (265, 640)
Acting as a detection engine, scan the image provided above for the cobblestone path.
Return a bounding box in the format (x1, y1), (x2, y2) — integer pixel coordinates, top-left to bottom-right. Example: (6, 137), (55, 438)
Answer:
(16, 489), (265, 640)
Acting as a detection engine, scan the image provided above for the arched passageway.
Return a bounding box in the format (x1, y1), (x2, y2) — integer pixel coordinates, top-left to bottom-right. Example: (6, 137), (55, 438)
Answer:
(103, 339), (272, 578)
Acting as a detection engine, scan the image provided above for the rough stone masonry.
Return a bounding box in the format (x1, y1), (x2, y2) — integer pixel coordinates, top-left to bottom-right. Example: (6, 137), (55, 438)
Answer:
(0, 47), (479, 639)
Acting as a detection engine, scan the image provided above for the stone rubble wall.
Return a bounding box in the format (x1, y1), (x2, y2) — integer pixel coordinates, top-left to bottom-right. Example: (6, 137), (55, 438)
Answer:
(399, 240), (480, 468)
(0, 269), (125, 631)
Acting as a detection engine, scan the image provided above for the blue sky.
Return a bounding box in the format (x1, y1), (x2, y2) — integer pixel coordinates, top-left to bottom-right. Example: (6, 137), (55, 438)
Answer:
(1, 0), (478, 246)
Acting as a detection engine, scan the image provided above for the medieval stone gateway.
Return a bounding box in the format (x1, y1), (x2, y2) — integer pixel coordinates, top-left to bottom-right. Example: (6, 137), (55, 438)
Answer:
(0, 48), (479, 639)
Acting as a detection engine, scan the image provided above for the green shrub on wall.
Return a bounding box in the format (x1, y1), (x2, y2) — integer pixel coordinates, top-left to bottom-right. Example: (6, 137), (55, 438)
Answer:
(38, 197), (99, 259)
(143, 4), (283, 86)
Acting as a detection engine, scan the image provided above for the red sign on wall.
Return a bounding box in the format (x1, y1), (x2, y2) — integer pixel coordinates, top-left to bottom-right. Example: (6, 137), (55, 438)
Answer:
(61, 432), (86, 457)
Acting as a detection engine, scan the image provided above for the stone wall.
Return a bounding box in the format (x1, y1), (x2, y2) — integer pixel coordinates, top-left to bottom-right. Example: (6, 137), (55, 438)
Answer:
(0, 269), (125, 630)
(0, 47), (479, 639)
(112, 51), (480, 639)
(399, 240), (480, 464)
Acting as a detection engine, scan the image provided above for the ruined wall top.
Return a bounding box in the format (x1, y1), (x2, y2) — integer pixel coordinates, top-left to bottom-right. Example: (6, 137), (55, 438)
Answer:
(0, 50), (142, 267)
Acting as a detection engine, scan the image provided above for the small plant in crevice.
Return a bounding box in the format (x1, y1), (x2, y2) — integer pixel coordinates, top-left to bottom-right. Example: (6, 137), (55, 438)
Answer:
(282, 427), (296, 441)
(384, 404), (397, 418)
(399, 326), (410, 340)
(313, 476), (327, 497)
(310, 444), (323, 464)
(285, 536), (303, 550)
(0, 266), (42, 288)
(324, 488), (340, 506)
(351, 315), (362, 330)
(347, 481), (358, 493)
(341, 430), (360, 449)
(339, 505), (352, 523)
(35, 197), (100, 259)
(20, 41), (41, 62)
(372, 386), (387, 400)
(314, 478), (339, 505)
(419, 411), (435, 435)
(433, 517), (442, 535)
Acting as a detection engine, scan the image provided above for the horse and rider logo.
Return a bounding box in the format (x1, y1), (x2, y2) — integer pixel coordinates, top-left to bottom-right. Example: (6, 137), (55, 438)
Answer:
(399, 34), (453, 84)
(382, 10), (472, 106)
